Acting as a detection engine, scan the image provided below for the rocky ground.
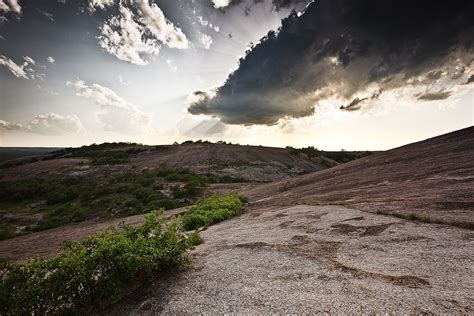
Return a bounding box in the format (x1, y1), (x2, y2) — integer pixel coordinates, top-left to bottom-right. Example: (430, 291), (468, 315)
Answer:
(244, 127), (474, 226)
(107, 204), (474, 314)
(105, 127), (474, 314)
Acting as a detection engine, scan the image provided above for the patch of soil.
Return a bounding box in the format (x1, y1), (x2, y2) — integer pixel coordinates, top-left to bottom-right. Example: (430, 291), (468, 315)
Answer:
(342, 216), (365, 222)
(278, 220), (295, 228)
(331, 223), (392, 237)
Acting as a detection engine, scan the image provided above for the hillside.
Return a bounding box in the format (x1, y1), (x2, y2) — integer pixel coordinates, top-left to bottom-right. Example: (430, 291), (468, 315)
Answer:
(130, 143), (327, 182)
(0, 142), (331, 182)
(0, 147), (60, 163)
(0, 142), (345, 240)
(244, 126), (474, 226)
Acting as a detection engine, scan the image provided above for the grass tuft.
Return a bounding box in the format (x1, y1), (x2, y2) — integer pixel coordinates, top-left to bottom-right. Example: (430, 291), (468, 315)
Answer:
(376, 210), (473, 230)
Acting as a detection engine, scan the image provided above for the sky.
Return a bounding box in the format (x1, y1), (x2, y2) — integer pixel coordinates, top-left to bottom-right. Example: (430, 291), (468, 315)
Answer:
(0, 0), (472, 150)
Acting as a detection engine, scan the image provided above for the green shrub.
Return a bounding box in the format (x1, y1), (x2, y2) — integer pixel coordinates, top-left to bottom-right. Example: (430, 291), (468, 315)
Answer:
(147, 199), (177, 211)
(182, 181), (202, 197)
(181, 195), (246, 231)
(0, 225), (16, 240)
(46, 187), (79, 204)
(133, 187), (155, 202)
(187, 230), (203, 246)
(0, 211), (189, 314)
(182, 213), (207, 230)
(0, 167), (248, 237)
(0, 197), (242, 312)
(285, 146), (373, 163)
(171, 181), (204, 199)
(33, 205), (88, 232)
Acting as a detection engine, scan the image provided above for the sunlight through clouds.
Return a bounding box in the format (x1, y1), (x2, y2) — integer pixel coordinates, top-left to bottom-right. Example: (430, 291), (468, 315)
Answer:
(0, 0), (471, 149)
(66, 79), (153, 134)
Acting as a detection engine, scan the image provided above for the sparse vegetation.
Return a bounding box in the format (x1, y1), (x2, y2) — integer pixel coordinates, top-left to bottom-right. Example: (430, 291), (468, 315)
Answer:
(67, 142), (144, 165)
(0, 224), (16, 241)
(0, 211), (189, 314)
(0, 147), (60, 164)
(0, 169), (246, 238)
(376, 211), (474, 230)
(0, 195), (245, 314)
(286, 146), (373, 163)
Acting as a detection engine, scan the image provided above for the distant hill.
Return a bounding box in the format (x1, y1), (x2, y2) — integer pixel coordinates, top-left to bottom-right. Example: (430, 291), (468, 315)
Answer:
(0, 147), (61, 163)
(0, 142), (365, 182)
(130, 143), (327, 182)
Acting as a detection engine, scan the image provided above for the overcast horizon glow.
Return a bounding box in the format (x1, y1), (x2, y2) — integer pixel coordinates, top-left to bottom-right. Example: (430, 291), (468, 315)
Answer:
(0, 0), (472, 150)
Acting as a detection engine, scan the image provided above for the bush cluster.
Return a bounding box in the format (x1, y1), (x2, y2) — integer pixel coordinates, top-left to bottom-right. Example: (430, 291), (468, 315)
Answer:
(67, 142), (143, 165)
(0, 195), (247, 313)
(0, 172), (176, 234)
(286, 146), (373, 163)
(181, 195), (246, 231)
(0, 224), (16, 240)
(0, 169), (247, 237)
(0, 211), (189, 314)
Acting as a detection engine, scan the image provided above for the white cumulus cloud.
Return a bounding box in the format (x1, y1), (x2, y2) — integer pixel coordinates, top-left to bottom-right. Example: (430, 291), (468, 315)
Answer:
(0, 0), (21, 14)
(27, 113), (84, 135)
(96, 1), (188, 65)
(0, 120), (23, 131)
(136, 0), (188, 49)
(0, 55), (46, 80)
(0, 113), (84, 135)
(0, 55), (27, 78)
(88, 0), (113, 11)
(211, 0), (233, 8)
(99, 6), (160, 66)
(66, 79), (152, 133)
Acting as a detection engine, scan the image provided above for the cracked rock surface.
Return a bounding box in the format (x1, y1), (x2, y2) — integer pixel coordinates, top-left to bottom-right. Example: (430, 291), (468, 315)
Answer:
(108, 205), (474, 314)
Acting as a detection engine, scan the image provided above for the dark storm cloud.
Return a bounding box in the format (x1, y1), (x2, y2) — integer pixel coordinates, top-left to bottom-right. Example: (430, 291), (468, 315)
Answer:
(465, 74), (474, 84)
(416, 90), (453, 101)
(271, 0), (308, 11)
(340, 90), (381, 111)
(219, 0), (310, 12)
(189, 0), (474, 125)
